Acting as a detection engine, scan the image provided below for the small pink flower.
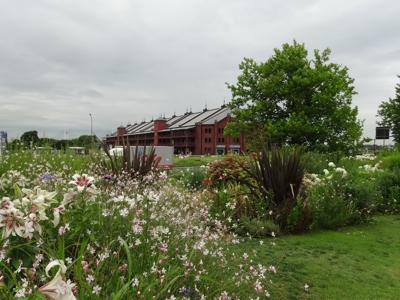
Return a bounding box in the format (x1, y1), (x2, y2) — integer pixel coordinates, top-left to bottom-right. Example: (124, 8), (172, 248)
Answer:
(58, 224), (70, 236)
(81, 261), (90, 273)
(255, 281), (263, 294)
(159, 241), (168, 253)
(118, 263), (127, 272)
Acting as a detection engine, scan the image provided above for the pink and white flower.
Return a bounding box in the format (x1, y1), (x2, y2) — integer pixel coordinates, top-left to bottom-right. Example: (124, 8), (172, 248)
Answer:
(69, 174), (95, 192)
(38, 260), (76, 300)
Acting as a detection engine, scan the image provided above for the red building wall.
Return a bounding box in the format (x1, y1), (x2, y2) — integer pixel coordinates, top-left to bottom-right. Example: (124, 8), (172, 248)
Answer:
(108, 114), (246, 155)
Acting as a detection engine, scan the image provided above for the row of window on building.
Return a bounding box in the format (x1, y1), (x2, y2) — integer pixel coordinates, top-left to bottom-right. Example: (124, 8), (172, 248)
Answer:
(204, 128), (225, 134)
(204, 137), (241, 144)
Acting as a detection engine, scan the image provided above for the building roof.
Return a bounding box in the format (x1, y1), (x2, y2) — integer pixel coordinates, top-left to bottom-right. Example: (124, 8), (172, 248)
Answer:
(107, 106), (230, 137)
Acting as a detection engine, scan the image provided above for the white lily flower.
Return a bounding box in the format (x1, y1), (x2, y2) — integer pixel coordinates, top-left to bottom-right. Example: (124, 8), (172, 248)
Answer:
(0, 207), (25, 239)
(38, 260), (76, 300)
(52, 205), (65, 227)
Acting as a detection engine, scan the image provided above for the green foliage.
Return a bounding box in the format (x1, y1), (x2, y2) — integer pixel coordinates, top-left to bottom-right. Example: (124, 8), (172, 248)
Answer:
(236, 217), (279, 238)
(208, 183), (267, 222)
(376, 170), (400, 213)
(380, 151), (400, 170)
(206, 154), (253, 188)
(20, 130), (39, 147)
(375, 152), (400, 213)
(0, 150), (93, 180)
(301, 151), (343, 174)
(307, 167), (379, 229)
(378, 76), (400, 144)
(226, 41), (362, 153)
(170, 168), (207, 190)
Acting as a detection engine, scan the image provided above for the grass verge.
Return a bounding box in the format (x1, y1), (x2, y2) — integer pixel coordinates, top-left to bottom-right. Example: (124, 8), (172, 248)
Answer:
(224, 215), (400, 299)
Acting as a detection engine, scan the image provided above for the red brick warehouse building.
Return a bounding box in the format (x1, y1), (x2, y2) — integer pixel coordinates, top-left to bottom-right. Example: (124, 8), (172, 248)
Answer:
(105, 105), (246, 155)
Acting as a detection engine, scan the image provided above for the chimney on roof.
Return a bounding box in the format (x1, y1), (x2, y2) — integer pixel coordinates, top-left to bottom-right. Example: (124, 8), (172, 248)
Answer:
(153, 117), (168, 146)
(203, 103), (208, 112)
(116, 126), (127, 146)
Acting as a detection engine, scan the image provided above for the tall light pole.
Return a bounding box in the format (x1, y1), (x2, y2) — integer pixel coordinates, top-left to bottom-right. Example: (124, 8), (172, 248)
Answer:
(89, 113), (93, 136)
(89, 113), (93, 149)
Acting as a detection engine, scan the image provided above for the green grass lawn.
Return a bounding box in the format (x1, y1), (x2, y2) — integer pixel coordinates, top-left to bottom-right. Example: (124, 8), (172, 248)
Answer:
(226, 215), (400, 299)
(173, 155), (222, 167)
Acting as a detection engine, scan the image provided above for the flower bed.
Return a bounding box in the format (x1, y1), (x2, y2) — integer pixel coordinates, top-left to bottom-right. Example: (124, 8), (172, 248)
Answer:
(0, 151), (275, 299)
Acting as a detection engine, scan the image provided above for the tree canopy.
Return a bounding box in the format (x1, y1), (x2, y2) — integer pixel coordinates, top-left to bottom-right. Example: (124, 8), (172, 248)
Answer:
(20, 130), (39, 146)
(225, 41), (363, 153)
(378, 76), (400, 144)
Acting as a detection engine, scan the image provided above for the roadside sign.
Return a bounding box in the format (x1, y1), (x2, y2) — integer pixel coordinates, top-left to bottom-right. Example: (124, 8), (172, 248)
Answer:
(375, 127), (390, 140)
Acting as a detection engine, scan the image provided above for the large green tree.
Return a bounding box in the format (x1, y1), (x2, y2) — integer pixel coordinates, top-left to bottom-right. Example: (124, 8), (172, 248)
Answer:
(378, 76), (400, 144)
(226, 41), (363, 153)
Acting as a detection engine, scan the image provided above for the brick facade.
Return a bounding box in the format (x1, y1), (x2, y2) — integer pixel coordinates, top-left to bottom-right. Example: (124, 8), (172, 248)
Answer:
(105, 106), (246, 155)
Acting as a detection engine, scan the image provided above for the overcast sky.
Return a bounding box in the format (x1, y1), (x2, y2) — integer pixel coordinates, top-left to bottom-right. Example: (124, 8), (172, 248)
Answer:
(0, 0), (399, 140)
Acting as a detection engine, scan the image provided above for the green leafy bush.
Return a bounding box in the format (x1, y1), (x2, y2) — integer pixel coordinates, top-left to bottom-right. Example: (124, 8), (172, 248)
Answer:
(170, 167), (207, 190)
(236, 217), (279, 238)
(301, 151), (340, 174)
(206, 154), (253, 188)
(376, 169), (400, 213)
(208, 183), (267, 221)
(307, 165), (379, 229)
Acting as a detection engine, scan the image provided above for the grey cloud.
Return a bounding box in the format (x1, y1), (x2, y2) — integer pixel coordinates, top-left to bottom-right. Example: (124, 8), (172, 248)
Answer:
(0, 0), (399, 141)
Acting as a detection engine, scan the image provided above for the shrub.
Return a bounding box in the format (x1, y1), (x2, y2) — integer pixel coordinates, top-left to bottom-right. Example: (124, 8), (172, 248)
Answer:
(208, 183), (267, 222)
(380, 151), (400, 171)
(301, 151), (341, 174)
(236, 217), (279, 238)
(287, 195), (313, 233)
(206, 154), (253, 188)
(376, 169), (400, 213)
(169, 167), (207, 190)
(306, 164), (379, 229)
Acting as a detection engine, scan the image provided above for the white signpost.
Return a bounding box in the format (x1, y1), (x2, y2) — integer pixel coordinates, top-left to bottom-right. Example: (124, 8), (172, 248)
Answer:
(0, 131), (7, 156)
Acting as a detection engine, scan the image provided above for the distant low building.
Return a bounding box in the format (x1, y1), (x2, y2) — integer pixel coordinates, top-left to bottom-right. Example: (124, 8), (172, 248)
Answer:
(105, 105), (246, 155)
(0, 131), (7, 155)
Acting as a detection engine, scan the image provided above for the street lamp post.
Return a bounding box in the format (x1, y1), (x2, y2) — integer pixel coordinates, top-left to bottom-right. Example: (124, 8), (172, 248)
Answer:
(89, 113), (93, 136)
(89, 113), (94, 149)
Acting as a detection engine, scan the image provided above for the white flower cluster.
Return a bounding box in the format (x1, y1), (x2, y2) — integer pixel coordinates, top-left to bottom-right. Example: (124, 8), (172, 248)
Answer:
(323, 162), (348, 178)
(355, 153), (376, 161)
(0, 170), (28, 190)
(304, 162), (349, 186)
(359, 162), (381, 172)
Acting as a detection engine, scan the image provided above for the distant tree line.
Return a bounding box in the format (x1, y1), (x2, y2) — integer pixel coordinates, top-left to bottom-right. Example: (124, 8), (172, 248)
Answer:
(7, 130), (101, 151)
